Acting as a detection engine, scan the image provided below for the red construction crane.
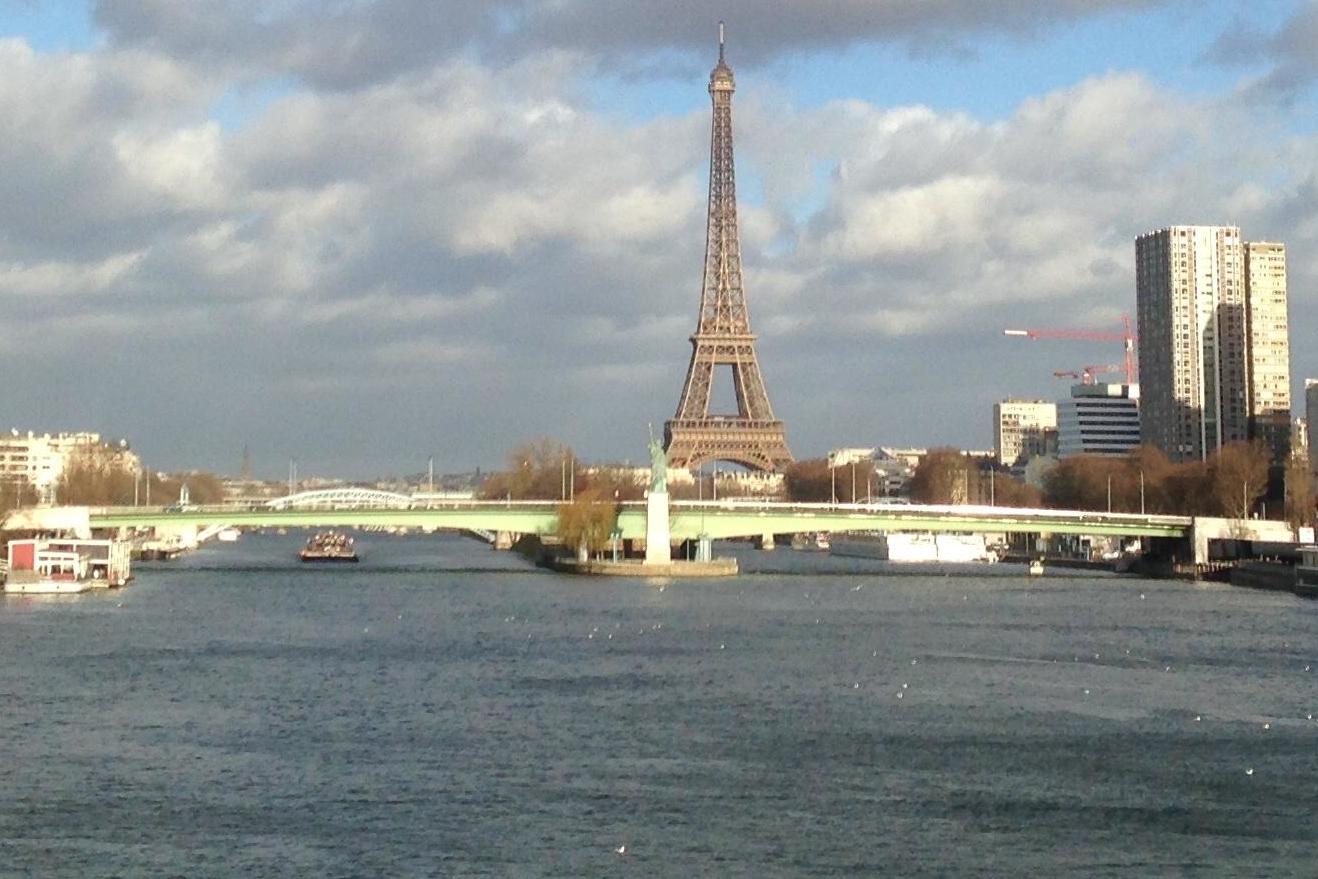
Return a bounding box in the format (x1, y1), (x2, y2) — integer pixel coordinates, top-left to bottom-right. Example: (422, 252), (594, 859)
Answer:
(1052, 364), (1123, 385)
(1004, 315), (1137, 385)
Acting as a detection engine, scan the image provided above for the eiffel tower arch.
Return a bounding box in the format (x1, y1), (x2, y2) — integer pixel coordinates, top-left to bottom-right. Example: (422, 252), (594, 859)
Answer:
(664, 25), (793, 473)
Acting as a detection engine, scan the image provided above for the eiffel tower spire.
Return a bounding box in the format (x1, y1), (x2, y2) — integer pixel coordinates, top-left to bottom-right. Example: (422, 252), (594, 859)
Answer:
(664, 24), (793, 472)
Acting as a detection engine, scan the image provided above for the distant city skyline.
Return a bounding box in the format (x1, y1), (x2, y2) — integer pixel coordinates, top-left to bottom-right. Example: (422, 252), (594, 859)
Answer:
(2, 1), (1317, 478)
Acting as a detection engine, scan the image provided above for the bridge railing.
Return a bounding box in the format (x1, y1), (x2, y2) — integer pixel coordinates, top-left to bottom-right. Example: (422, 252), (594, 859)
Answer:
(666, 499), (1192, 526)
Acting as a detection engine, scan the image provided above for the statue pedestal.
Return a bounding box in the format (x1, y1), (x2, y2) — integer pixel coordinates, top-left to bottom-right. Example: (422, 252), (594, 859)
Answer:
(644, 490), (671, 565)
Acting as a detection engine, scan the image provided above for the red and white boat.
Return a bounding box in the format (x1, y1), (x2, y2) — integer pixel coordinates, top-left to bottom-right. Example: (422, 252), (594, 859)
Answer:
(4, 538), (132, 594)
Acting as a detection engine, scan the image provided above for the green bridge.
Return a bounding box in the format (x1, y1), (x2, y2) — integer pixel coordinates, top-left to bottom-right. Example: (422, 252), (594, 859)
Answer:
(80, 498), (1192, 541)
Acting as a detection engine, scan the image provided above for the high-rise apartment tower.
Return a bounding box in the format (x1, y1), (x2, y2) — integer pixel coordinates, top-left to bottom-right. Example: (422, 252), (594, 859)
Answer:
(1135, 226), (1290, 462)
(1244, 241), (1291, 462)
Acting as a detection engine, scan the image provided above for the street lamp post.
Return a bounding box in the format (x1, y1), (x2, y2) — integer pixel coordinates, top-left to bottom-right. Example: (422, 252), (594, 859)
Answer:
(1139, 470), (1145, 515)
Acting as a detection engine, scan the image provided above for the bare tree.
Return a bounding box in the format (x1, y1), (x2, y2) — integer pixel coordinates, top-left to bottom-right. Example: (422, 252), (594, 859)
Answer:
(909, 448), (972, 504)
(556, 489), (619, 558)
(57, 445), (139, 505)
(1210, 441), (1270, 519)
(1284, 452), (1315, 530)
(480, 437), (579, 500)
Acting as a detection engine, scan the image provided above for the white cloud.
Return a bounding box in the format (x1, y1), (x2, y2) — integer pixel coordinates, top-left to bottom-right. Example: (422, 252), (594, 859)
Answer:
(3, 10), (1317, 470)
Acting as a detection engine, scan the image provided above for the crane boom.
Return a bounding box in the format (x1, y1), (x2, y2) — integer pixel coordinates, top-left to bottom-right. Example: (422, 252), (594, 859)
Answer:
(1053, 364), (1123, 385)
(1003, 315), (1137, 384)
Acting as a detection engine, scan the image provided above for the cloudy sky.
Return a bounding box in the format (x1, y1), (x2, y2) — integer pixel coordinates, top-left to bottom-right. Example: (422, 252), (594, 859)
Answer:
(2, 1), (1317, 479)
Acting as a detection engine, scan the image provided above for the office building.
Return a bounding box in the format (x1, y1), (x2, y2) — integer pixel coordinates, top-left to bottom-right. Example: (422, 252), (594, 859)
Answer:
(994, 399), (1057, 467)
(1136, 226), (1290, 462)
(1057, 383), (1141, 458)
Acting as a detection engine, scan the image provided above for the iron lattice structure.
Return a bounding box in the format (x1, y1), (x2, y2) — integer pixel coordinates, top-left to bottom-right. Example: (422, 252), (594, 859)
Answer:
(664, 30), (793, 473)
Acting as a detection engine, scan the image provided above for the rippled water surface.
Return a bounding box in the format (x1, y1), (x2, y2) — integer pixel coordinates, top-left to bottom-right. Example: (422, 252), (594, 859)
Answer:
(3, 533), (1317, 877)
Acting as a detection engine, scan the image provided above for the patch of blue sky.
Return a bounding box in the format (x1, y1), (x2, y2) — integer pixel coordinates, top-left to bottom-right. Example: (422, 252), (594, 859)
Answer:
(588, 0), (1310, 128)
(209, 75), (300, 132)
(584, 56), (708, 123)
(0, 0), (96, 51)
(771, 1), (1297, 119)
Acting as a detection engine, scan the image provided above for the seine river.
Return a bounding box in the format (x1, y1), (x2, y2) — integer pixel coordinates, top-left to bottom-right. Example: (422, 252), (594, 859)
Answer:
(2, 532), (1317, 877)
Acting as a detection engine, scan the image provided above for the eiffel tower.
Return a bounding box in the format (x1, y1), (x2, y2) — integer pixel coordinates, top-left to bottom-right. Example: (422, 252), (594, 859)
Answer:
(664, 24), (793, 473)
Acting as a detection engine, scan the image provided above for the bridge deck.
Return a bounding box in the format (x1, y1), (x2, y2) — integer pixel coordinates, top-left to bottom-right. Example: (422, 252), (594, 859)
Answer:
(82, 500), (1192, 541)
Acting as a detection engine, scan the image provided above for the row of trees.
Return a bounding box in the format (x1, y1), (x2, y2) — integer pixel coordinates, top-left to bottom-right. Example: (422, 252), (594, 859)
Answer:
(479, 437), (1315, 556)
(904, 441), (1314, 526)
(1041, 441), (1310, 523)
(907, 449), (1041, 506)
(56, 445), (226, 507)
(477, 437), (656, 503)
(783, 458), (878, 502)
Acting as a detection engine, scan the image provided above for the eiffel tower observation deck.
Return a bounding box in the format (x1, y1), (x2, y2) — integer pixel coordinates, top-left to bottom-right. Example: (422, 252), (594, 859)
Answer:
(664, 24), (794, 473)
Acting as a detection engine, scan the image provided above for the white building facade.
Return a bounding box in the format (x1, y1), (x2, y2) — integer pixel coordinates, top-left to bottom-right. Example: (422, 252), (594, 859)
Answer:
(0, 431), (138, 502)
(993, 400), (1057, 467)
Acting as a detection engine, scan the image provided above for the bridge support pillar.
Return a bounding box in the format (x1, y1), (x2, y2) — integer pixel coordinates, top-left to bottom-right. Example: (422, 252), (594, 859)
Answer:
(757, 532), (775, 551)
(493, 531), (514, 551)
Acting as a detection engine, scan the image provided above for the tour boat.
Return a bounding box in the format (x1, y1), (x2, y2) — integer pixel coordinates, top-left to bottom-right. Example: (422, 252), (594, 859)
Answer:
(299, 531), (359, 563)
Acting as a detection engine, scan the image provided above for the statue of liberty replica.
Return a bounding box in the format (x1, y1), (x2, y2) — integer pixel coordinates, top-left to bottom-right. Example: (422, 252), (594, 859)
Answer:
(645, 426), (671, 565)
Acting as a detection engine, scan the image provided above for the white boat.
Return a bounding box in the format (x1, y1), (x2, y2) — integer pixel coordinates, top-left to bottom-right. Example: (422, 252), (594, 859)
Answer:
(4, 538), (131, 593)
(1028, 559), (1045, 576)
(4, 550), (92, 594)
(216, 528), (241, 542)
(830, 532), (992, 563)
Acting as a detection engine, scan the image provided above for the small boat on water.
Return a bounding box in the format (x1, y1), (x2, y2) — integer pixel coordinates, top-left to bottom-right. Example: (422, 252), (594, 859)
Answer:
(299, 531), (359, 563)
(216, 527), (241, 543)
